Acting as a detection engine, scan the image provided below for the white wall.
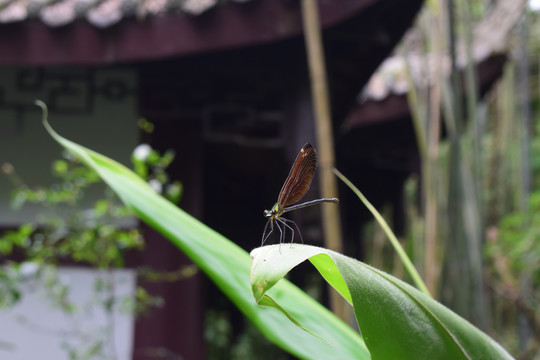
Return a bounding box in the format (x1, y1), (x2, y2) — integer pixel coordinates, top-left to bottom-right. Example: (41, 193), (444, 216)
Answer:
(0, 266), (137, 360)
(0, 67), (138, 225)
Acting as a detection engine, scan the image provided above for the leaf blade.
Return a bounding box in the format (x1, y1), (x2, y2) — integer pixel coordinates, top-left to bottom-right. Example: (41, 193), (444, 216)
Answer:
(251, 244), (513, 360)
(42, 117), (367, 360)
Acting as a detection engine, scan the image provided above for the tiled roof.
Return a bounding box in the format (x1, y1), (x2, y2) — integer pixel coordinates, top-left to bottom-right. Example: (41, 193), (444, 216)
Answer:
(0, 0), (252, 28)
(362, 0), (526, 101)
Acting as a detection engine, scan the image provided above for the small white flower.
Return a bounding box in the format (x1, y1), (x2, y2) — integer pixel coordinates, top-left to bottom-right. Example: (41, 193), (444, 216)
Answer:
(148, 179), (163, 194)
(133, 144), (152, 161)
(19, 261), (39, 277)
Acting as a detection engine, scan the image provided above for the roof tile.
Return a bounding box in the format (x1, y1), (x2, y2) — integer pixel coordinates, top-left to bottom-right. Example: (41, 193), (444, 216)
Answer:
(0, 0), (27, 23)
(87, 0), (123, 28)
(0, 0), (246, 27)
(182, 0), (217, 15)
(40, 0), (77, 27)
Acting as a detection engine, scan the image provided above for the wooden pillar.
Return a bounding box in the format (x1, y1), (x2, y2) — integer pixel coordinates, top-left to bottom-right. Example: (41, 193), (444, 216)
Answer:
(133, 69), (204, 360)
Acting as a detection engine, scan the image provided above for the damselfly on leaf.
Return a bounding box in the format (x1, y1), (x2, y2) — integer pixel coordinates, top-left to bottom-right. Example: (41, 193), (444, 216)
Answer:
(262, 143), (338, 246)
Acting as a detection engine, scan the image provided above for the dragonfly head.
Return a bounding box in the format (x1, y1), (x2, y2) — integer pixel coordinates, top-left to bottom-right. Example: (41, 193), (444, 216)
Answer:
(264, 203), (283, 219)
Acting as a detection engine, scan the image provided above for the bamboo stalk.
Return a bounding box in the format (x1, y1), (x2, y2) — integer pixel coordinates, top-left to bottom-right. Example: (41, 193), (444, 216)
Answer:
(461, 0), (487, 330)
(442, 0), (470, 319)
(425, 0), (443, 296)
(301, 0), (345, 320)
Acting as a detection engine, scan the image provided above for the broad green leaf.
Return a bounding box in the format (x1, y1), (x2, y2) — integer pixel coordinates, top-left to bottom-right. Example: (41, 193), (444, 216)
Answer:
(42, 117), (367, 359)
(251, 244), (513, 360)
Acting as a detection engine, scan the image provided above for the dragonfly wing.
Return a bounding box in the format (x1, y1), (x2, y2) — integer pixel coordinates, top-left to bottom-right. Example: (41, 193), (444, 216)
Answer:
(277, 143), (317, 207)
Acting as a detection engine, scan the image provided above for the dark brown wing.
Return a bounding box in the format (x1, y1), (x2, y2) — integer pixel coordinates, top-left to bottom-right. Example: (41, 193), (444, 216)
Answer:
(277, 143), (317, 207)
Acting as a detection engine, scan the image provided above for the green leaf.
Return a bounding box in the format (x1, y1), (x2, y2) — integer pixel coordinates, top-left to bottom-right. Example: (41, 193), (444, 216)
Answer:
(52, 160), (68, 175)
(40, 110), (367, 359)
(251, 244), (513, 360)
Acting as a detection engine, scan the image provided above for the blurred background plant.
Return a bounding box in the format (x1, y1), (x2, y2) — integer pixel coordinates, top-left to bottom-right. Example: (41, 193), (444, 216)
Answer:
(0, 119), (190, 360)
(359, 1), (540, 358)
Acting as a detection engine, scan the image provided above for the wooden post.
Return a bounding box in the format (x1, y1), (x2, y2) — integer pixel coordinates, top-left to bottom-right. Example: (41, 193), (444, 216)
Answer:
(301, 0), (345, 320)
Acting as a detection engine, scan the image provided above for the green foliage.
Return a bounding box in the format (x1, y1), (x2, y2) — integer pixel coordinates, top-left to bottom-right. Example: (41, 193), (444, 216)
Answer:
(0, 266), (22, 308)
(204, 310), (288, 360)
(485, 191), (540, 306)
(2, 155), (144, 268)
(0, 139), (188, 359)
(132, 144), (183, 204)
(530, 121), (540, 189)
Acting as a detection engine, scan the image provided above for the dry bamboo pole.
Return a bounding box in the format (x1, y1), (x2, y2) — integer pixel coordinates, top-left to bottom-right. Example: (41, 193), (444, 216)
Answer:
(424, 4), (443, 296)
(517, 16), (531, 212)
(442, 0), (470, 318)
(402, 43), (429, 281)
(516, 15), (533, 351)
(300, 0), (345, 320)
(403, 5), (443, 295)
(460, 0), (487, 330)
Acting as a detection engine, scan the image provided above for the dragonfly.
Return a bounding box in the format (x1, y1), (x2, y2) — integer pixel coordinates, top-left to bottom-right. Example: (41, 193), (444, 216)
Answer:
(262, 143), (339, 246)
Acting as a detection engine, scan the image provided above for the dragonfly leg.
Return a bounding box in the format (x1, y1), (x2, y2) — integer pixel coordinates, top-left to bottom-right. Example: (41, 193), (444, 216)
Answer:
(261, 219), (274, 246)
(277, 220), (286, 253)
(278, 218), (295, 244)
(280, 217), (304, 245)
